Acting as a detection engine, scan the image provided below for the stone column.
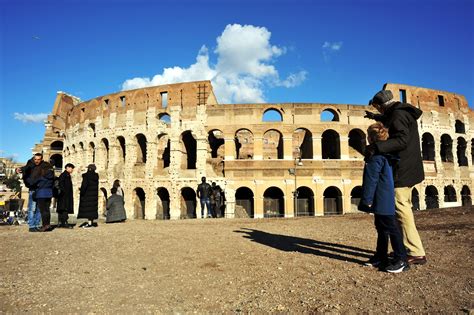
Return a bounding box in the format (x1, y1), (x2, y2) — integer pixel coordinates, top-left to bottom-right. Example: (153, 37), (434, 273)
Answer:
(284, 179), (295, 218)
(253, 180), (264, 218)
(313, 136), (322, 160)
(253, 136), (263, 160)
(283, 136), (293, 160)
(224, 138), (235, 160)
(313, 177), (324, 216)
(340, 136), (349, 160)
(341, 179), (352, 214)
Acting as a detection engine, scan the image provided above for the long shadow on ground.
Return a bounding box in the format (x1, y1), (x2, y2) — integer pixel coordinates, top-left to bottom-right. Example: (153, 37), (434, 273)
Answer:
(235, 228), (374, 265)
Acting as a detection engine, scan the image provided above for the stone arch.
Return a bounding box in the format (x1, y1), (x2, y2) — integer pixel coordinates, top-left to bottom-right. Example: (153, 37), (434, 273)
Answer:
(136, 134), (147, 163)
(263, 186), (284, 218)
(157, 133), (170, 169)
(322, 129), (341, 159)
(50, 154), (63, 169)
(89, 142), (96, 164)
(320, 108), (339, 122)
(425, 185), (439, 209)
(444, 185), (457, 202)
(323, 186), (343, 215)
(235, 187), (254, 218)
(133, 187), (146, 219)
(79, 142), (84, 151)
(180, 187), (197, 219)
(422, 133), (435, 161)
(72, 144), (76, 154)
(440, 134), (453, 162)
(461, 185), (471, 207)
(181, 131), (197, 169)
(156, 187), (170, 220)
(208, 129), (225, 158)
(88, 123), (96, 137)
(235, 129), (254, 159)
(263, 129), (283, 159)
(412, 188), (420, 211)
(348, 129), (366, 158)
(296, 186), (314, 216)
(455, 119), (465, 134)
(100, 138), (110, 170)
(50, 140), (64, 151)
(293, 128), (313, 159)
(457, 137), (468, 166)
(158, 113), (171, 124)
(117, 136), (126, 162)
(262, 108), (283, 122)
(350, 186), (362, 211)
(100, 187), (108, 218)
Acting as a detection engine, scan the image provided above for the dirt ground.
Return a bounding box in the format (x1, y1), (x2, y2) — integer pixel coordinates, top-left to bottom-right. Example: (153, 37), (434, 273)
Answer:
(1, 207), (473, 314)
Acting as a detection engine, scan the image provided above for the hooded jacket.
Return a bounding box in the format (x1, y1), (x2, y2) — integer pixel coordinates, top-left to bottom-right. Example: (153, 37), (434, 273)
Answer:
(373, 102), (425, 188)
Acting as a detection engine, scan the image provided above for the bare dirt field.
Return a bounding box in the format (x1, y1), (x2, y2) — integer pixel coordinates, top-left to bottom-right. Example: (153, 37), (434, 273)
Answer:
(1, 207), (473, 314)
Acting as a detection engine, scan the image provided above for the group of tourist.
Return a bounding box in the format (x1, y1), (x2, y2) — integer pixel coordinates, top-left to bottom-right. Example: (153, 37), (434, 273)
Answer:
(359, 89), (427, 273)
(16, 156), (127, 232)
(197, 176), (224, 218)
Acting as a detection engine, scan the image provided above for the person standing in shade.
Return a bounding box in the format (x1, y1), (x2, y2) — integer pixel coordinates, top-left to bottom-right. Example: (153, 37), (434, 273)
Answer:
(365, 89), (427, 265)
(16, 154), (42, 232)
(105, 187), (127, 223)
(78, 164), (99, 228)
(112, 179), (124, 197)
(211, 182), (223, 218)
(197, 176), (212, 218)
(27, 158), (55, 232)
(56, 163), (75, 228)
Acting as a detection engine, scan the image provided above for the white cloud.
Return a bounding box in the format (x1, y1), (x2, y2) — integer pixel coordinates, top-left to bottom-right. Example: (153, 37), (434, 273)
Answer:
(122, 24), (306, 103)
(323, 41), (343, 51)
(13, 112), (48, 123)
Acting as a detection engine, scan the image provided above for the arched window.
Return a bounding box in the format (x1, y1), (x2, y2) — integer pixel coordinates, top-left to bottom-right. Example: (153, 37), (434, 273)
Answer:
(440, 134), (453, 162)
(89, 142), (96, 164)
(323, 186), (343, 215)
(157, 134), (170, 169)
(133, 187), (146, 219)
(422, 133), (435, 161)
(101, 138), (109, 169)
(320, 108), (339, 122)
(412, 188), (420, 211)
(351, 186), (362, 211)
(263, 129), (283, 159)
(50, 141), (64, 151)
(461, 186), (471, 207)
(208, 130), (224, 158)
(296, 186), (314, 216)
(158, 113), (171, 124)
(263, 187), (284, 217)
(235, 129), (254, 159)
(348, 129), (366, 158)
(156, 187), (170, 220)
(136, 134), (147, 163)
(455, 120), (465, 134)
(293, 128), (313, 159)
(262, 108), (283, 122)
(322, 130), (340, 159)
(181, 187), (197, 219)
(117, 136), (126, 162)
(457, 137), (468, 166)
(235, 187), (254, 218)
(88, 123), (96, 137)
(49, 154), (63, 169)
(181, 131), (197, 169)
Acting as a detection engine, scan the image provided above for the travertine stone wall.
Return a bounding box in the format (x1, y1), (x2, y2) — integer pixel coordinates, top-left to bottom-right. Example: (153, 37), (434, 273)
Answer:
(32, 81), (473, 219)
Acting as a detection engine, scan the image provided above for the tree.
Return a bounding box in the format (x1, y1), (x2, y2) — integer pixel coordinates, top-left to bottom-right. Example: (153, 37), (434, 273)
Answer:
(3, 175), (21, 193)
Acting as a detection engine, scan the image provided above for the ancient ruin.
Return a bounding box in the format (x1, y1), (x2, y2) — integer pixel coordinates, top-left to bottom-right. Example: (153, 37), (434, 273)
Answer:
(32, 81), (473, 219)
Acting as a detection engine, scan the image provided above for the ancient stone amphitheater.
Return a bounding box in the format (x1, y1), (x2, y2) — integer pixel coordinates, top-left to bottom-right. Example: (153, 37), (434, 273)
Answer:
(33, 81), (473, 220)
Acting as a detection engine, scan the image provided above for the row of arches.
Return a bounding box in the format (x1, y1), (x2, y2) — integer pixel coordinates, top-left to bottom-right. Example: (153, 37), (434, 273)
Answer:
(422, 133), (471, 166)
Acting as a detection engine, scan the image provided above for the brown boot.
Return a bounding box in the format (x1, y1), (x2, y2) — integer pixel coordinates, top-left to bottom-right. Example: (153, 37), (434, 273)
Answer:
(39, 225), (53, 232)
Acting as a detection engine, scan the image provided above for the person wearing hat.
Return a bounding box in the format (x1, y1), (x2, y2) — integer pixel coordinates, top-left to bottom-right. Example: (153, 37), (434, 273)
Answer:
(56, 163), (75, 228)
(77, 164), (99, 228)
(365, 89), (427, 265)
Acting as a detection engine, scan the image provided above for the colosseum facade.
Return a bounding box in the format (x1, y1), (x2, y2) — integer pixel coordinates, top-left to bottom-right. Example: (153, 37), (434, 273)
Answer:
(33, 80), (473, 220)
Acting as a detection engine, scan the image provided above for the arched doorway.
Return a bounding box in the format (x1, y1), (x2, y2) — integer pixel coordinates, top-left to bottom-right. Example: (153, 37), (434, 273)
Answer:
(323, 186), (343, 215)
(136, 134), (147, 163)
(322, 130), (340, 159)
(181, 187), (197, 219)
(444, 185), (457, 202)
(235, 187), (254, 218)
(412, 188), (420, 211)
(425, 186), (439, 209)
(49, 154), (63, 170)
(296, 186), (314, 216)
(181, 131), (197, 169)
(350, 186), (362, 211)
(50, 140), (64, 151)
(263, 187), (284, 218)
(441, 134), (453, 162)
(100, 188), (108, 218)
(461, 185), (471, 207)
(208, 130), (225, 158)
(457, 137), (468, 166)
(156, 187), (170, 220)
(133, 187), (146, 219)
(293, 128), (313, 159)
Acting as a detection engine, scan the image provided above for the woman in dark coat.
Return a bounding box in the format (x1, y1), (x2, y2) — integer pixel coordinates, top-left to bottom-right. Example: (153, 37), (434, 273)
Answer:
(56, 163), (75, 228)
(78, 164), (99, 228)
(105, 187), (127, 223)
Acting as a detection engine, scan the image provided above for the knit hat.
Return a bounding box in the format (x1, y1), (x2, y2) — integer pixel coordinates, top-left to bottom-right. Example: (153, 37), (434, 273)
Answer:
(369, 90), (393, 106)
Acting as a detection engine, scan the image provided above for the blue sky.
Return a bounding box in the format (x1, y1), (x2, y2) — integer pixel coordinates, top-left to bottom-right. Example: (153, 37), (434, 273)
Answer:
(1, 0), (473, 163)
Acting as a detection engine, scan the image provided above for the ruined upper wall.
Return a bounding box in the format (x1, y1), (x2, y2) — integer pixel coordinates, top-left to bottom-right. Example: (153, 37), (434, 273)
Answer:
(63, 81), (217, 128)
(384, 83), (470, 117)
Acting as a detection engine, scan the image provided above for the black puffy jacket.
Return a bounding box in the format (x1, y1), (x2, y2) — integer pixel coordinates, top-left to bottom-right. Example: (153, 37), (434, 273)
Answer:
(374, 102), (425, 188)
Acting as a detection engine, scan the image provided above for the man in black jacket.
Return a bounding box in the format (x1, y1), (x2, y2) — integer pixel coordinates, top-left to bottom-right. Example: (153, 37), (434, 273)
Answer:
(56, 163), (75, 228)
(365, 89), (427, 265)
